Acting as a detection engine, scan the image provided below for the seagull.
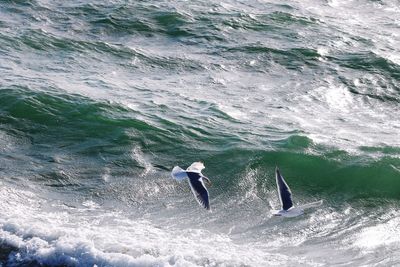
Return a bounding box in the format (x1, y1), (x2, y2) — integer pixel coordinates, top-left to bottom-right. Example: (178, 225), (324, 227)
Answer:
(272, 167), (322, 217)
(171, 162), (212, 210)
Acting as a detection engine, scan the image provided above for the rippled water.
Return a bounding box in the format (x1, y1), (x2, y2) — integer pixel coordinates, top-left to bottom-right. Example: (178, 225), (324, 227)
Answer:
(1, 0), (400, 266)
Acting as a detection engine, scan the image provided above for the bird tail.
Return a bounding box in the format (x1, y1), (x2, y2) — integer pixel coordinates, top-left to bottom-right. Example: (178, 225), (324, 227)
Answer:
(171, 166), (188, 181)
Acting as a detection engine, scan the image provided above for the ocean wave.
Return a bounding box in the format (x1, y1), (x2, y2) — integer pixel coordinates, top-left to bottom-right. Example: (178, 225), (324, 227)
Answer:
(1, 86), (399, 200)
(333, 51), (400, 81)
(0, 186), (297, 267)
(1, 0), (400, 265)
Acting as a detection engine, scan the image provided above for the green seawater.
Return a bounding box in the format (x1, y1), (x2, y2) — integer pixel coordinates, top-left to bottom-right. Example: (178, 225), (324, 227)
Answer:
(0, 0), (399, 266)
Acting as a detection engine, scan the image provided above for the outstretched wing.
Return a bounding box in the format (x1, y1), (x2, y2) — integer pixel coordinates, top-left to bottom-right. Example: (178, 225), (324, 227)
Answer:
(187, 172), (210, 210)
(171, 166), (188, 181)
(276, 167), (293, 211)
(186, 162), (205, 173)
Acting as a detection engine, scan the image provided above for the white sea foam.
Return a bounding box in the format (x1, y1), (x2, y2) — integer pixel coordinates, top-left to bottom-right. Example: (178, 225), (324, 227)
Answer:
(216, 104), (248, 121)
(352, 212), (400, 252)
(131, 146), (154, 177)
(0, 186), (302, 267)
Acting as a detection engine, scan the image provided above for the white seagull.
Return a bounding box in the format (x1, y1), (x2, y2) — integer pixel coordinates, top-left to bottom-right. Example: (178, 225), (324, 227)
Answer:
(271, 167), (322, 217)
(171, 162), (212, 210)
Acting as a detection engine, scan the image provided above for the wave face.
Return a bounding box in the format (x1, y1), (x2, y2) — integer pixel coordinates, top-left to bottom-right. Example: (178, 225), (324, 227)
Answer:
(1, 0), (400, 266)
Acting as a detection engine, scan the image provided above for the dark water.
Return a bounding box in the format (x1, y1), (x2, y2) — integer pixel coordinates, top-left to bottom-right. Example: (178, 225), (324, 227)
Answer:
(1, 0), (400, 266)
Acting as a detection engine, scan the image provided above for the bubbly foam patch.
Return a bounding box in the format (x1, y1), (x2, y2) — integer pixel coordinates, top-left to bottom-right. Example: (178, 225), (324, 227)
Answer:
(0, 186), (298, 266)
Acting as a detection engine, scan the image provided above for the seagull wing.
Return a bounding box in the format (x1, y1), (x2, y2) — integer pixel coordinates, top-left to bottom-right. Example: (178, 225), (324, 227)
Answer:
(276, 167), (293, 211)
(187, 172), (210, 210)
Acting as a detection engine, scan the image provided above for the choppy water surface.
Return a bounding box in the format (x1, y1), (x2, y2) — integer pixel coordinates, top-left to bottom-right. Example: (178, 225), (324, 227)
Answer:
(1, 0), (400, 266)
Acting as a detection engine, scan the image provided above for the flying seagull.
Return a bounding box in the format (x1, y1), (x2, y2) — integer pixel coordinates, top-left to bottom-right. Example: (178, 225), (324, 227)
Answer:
(271, 167), (322, 217)
(171, 162), (212, 210)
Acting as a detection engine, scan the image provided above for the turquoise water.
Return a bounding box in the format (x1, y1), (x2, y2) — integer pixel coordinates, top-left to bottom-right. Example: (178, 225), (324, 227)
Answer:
(1, 0), (400, 266)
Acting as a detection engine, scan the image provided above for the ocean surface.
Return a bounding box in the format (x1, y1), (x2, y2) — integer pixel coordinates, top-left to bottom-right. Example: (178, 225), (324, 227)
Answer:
(1, 0), (400, 266)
